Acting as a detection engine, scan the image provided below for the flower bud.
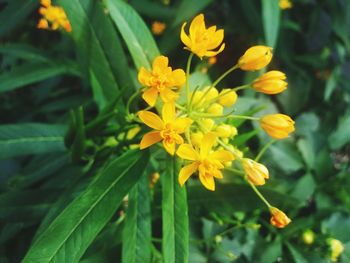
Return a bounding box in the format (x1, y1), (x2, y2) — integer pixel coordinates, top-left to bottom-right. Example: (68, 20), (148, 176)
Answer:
(302, 230), (315, 245)
(191, 90), (205, 107)
(218, 89), (238, 106)
(260, 114), (295, 139)
(207, 103), (223, 115)
(203, 86), (219, 101)
(201, 118), (215, 130)
(216, 124), (235, 138)
(328, 238), (344, 262)
(269, 207), (291, 228)
(242, 158), (269, 185)
(238, 46), (273, 71)
(252, 71), (287, 94)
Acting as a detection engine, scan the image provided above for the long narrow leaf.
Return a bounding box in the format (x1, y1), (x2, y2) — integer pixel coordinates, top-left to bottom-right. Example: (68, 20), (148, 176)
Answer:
(122, 172), (152, 263)
(261, 0), (281, 48)
(162, 157), (189, 263)
(22, 150), (149, 263)
(0, 123), (67, 159)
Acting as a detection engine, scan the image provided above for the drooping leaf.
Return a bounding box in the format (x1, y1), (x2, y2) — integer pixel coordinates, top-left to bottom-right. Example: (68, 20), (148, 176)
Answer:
(22, 150), (149, 263)
(0, 43), (51, 63)
(0, 123), (67, 159)
(122, 172), (152, 263)
(106, 0), (160, 69)
(0, 62), (79, 93)
(162, 157), (189, 263)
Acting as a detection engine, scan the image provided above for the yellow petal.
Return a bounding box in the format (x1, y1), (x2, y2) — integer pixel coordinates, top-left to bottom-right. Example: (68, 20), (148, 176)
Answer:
(162, 140), (176, 155)
(138, 67), (152, 86)
(189, 14), (205, 39)
(140, 131), (162, 149)
(200, 132), (216, 157)
(138, 111), (164, 130)
(142, 87), (158, 106)
(180, 22), (192, 48)
(152, 55), (168, 72)
(171, 69), (186, 87)
(177, 144), (199, 161)
(209, 150), (234, 163)
(41, 0), (51, 7)
(159, 89), (178, 103)
(204, 43), (225, 57)
(173, 118), (193, 133)
(179, 162), (198, 186)
(212, 169), (223, 179)
(199, 173), (215, 191)
(207, 29), (224, 50)
(162, 102), (176, 124)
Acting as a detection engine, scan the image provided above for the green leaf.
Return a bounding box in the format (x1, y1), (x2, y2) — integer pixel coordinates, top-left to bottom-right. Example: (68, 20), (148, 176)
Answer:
(0, 43), (51, 63)
(0, 123), (67, 159)
(0, 62), (79, 93)
(261, 0), (281, 48)
(0, 0), (37, 38)
(122, 172), (152, 263)
(329, 108), (350, 150)
(290, 173), (316, 204)
(22, 150), (149, 263)
(286, 243), (308, 263)
(162, 157), (189, 263)
(106, 0), (160, 69)
(260, 238), (282, 263)
(58, 0), (133, 107)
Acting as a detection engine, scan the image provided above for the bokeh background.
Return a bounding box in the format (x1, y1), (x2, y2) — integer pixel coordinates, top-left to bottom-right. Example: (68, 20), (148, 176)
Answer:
(0, 0), (349, 262)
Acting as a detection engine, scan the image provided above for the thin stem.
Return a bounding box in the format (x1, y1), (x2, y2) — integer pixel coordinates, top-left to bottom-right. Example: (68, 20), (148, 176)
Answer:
(189, 85), (200, 112)
(225, 167), (244, 176)
(255, 139), (276, 162)
(212, 64), (239, 87)
(248, 181), (272, 208)
(217, 139), (242, 160)
(227, 115), (259, 121)
(175, 103), (186, 111)
(192, 108), (236, 119)
(126, 89), (142, 116)
(186, 53), (194, 109)
(233, 84), (251, 91)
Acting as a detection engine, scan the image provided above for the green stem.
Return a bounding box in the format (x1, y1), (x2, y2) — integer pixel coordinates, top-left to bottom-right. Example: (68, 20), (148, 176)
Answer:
(217, 139), (242, 160)
(225, 167), (244, 176)
(248, 181), (271, 208)
(192, 109), (235, 119)
(255, 139), (276, 162)
(186, 53), (194, 110)
(227, 115), (259, 121)
(126, 89), (142, 117)
(212, 64), (239, 87)
(175, 103), (186, 111)
(189, 85), (200, 112)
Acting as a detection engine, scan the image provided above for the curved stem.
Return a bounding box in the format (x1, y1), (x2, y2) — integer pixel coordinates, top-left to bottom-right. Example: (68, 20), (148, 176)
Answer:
(212, 64), (239, 87)
(227, 115), (259, 121)
(126, 89), (142, 116)
(255, 139), (276, 162)
(186, 53), (194, 110)
(248, 181), (272, 208)
(192, 109), (235, 119)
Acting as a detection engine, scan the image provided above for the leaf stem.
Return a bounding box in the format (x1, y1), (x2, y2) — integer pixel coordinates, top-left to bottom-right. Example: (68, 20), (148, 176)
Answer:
(255, 139), (276, 162)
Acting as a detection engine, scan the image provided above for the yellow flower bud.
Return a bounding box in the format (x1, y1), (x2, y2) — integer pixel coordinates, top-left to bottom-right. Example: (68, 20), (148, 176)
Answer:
(252, 71), (287, 94)
(191, 90), (205, 107)
(242, 158), (269, 185)
(238, 46), (273, 71)
(151, 21), (166, 35)
(230, 126), (238, 137)
(201, 118), (215, 131)
(260, 114), (295, 139)
(329, 238), (344, 262)
(269, 207), (291, 228)
(218, 89), (238, 106)
(216, 124), (234, 138)
(207, 103), (223, 115)
(203, 86), (219, 101)
(126, 126), (141, 140)
(302, 230), (315, 245)
(191, 131), (203, 146)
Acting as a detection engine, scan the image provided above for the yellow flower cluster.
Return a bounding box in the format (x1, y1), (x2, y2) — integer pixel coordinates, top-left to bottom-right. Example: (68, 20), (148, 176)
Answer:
(37, 0), (71, 32)
(135, 14), (294, 228)
(279, 0), (293, 10)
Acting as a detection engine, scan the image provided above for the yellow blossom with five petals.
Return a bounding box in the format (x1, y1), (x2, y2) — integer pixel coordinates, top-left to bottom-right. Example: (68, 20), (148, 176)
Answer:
(138, 56), (186, 106)
(180, 14), (225, 59)
(138, 103), (192, 155)
(177, 133), (234, 191)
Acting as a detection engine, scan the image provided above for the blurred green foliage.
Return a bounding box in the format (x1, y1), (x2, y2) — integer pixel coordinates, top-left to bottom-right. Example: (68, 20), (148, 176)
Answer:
(0, 0), (349, 262)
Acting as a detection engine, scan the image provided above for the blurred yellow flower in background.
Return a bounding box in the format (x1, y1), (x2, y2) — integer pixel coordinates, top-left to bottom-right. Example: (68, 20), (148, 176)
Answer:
(279, 0), (293, 10)
(152, 21), (166, 35)
(37, 0), (71, 32)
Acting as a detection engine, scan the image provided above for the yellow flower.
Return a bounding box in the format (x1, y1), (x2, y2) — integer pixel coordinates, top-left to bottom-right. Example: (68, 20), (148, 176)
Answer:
(279, 0), (293, 10)
(181, 14), (225, 59)
(138, 56), (186, 106)
(218, 89), (237, 106)
(238, 46), (273, 71)
(260, 114), (295, 139)
(269, 207), (291, 228)
(208, 56), (217, 65)
(177, 133), (234, 191)
(207, 103), (223, 115)
(138, 103), (192, 155)
(328, 238), (344, 262)
(242, 158), (269, 185)
(302, 230), (315, 245)
(215, 124), (236, 138)
(252, 71), (287, 94)
(38, 0), (71, 32)
(152, 21), (166, 35)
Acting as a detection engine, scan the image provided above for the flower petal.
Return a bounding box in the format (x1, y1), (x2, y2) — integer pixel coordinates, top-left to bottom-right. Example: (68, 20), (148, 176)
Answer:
(152, 55), (168, 73)
(171, 69), (186, 87)
(180, 22), (192, 48)
(142, 87), (158, 106)
(173, 118), (193, 133)
(138, 67), (152, 86)
(159, 89), (178, 103)
(207, 29), (224, 50)
(138, 110), (164, 130)
(189, 14), (205, 39)
(140, 131), (162, 149)
(162, 102), (176, 124)
(204, 43), (225, 57)
(199, 173), (215, 191)
(179, 162), (198, 186)
(162, 139), (176, 155)
(177, 144), (199, 161)
(209, 150), (234, 163)
(200, 132), (216, 158)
